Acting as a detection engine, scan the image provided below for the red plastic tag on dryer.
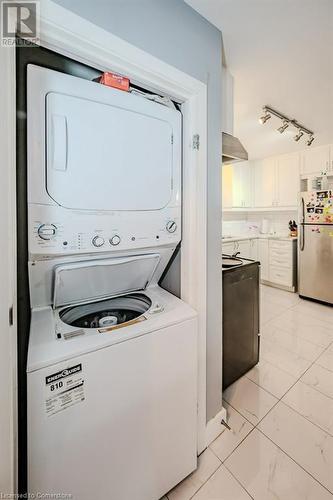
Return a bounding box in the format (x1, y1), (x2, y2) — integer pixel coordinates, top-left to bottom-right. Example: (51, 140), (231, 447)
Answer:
(99, 72), (130, 92)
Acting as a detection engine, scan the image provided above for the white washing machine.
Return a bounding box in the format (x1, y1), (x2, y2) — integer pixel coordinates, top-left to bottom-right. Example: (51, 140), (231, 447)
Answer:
(27, 65), (198, 500)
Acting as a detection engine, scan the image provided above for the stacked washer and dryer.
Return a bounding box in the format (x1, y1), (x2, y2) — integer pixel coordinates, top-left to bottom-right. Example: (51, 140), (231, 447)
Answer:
(26, 65), (198, 500)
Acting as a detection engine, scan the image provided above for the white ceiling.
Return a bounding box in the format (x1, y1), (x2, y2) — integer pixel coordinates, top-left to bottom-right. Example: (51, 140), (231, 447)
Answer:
(185, 0), (333, 159)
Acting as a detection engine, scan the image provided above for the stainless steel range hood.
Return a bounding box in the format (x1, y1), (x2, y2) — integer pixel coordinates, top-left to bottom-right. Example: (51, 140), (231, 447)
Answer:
(222, 132), (248, 164)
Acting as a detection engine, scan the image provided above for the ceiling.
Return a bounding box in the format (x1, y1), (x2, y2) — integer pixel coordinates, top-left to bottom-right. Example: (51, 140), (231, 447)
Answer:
(185, 0), (333, 159)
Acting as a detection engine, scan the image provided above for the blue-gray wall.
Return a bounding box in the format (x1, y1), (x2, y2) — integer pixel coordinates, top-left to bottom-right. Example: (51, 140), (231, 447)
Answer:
(53, 0), (223, 421)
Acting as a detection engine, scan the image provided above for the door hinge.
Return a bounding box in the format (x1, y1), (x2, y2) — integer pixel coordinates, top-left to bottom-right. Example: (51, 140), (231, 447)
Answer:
(192, 134), (200, 150)
(171, 134), (174, 144)
(9, 306), (13, 326)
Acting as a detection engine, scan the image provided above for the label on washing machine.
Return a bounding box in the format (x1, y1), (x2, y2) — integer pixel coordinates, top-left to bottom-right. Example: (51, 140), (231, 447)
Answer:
(44, 363), (85, 417)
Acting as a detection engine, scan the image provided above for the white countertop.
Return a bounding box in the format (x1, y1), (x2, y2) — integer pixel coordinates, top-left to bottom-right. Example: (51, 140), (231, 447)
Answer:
(222, 234), (298, 243)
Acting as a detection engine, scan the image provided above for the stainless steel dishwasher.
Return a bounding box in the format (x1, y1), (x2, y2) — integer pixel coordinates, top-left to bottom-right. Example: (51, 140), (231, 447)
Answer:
(222, 256), (260, 390)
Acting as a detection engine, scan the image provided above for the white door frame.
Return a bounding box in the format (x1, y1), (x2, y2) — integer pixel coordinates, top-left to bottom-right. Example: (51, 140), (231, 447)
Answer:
(0, 42), (17, 493)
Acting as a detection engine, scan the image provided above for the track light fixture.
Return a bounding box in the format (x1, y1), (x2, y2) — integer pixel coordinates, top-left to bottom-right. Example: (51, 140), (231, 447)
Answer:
(294, 129), (304, 142)
(259, 106), (315, 146)
(259, 111), (271, 124)
(278, 120), (289, 133)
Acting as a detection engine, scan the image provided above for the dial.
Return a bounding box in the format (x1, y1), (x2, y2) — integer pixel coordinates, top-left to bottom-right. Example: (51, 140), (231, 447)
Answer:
(37, 224), (57, 240)
(110, 235), (121, 246)
(166, 220), (177, 233)
(92, 236), (105, 247)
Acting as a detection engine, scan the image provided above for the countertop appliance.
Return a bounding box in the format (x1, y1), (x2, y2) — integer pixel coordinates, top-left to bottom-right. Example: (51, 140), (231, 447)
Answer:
(222, 256), (260, 389)
(27, 65), (198, 500)
(299, 190), (333, 304)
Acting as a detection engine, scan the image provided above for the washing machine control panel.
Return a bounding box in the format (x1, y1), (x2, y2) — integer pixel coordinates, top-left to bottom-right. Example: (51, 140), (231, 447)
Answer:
(29, 204), (181, 258)
(37, 224), (57, 240)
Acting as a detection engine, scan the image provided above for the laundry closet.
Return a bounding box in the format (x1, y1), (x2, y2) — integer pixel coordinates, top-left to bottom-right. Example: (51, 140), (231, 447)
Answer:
(16, 45), (198, 500)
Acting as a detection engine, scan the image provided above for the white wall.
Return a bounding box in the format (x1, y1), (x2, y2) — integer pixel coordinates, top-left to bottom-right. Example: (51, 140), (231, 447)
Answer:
(223, 210), (298, 236)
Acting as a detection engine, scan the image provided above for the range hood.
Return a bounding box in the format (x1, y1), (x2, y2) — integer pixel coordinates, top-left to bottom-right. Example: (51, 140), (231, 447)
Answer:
(222, 132), (248, 164)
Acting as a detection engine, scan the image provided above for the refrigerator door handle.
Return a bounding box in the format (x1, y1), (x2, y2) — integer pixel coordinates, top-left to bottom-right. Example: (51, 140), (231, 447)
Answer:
(301, 196), (305, 223)
(300, 223), (305, 251)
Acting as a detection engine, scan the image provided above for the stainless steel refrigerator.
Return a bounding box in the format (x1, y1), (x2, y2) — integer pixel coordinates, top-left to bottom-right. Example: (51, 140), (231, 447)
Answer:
(299, 190), (333, 304)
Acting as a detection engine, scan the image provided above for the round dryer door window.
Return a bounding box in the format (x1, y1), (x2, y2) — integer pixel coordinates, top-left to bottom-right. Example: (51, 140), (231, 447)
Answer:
(59, 293), (151, 329)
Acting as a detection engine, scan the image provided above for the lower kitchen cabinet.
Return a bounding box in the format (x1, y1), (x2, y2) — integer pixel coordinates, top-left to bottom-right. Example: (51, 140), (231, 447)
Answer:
(249, 238), (258, 260)
(222, 242), (235, 256)
(258, 239), (297, 291)
(222, 239), (252, 259)
(257, 239), (269, 280)
(237, 239), (251, 258)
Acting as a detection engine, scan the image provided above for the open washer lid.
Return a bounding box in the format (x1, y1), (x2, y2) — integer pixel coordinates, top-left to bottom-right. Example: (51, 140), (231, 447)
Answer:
(53, 254), (160, 309)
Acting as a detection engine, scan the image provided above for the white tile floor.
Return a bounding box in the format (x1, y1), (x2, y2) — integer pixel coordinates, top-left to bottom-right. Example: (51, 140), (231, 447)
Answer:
(167, 285), (333, 499)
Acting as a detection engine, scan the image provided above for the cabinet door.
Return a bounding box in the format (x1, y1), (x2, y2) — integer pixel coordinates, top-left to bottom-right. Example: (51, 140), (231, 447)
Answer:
(276, 153), (300, 207)
(222, 164), (233, 208)
(329, 145), (333, 173)
(237, 240), (251, 258)
(257, 239), (269, 280)
(250, 239), (258, 261)
(232, 162), (252, 208)
(254, 159), (276, 207)
(241, 163), (252, 207)
(232, 161), (251, 208)
(301, 145), (330, 175)
(222, 242), (235, 256)
(232, 164), (243, 207)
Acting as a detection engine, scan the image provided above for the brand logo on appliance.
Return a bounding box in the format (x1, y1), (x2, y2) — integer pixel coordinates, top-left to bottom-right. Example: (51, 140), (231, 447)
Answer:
(45, 363), (82, 385)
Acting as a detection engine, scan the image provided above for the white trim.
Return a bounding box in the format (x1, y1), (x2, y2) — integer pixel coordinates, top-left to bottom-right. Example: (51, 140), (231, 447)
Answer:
(205, 406), (227, 447)
(0, 42), (17, 492)
(39, 0), (210, 453)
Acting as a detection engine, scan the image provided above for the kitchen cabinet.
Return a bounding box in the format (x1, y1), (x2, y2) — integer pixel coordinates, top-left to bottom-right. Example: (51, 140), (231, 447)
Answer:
(257, 239), (269, 280)
(268, 240), (297, 291)
(222, 241), (235, 256)
(232, 162), (252, 208)
(254, 158), (276, 208)
(222, 239), (251, 259)
(276, 153), (300, 207)
(237, 239), (251, 258)
(254, 154), (299, 208)
(222, 164), (233, 208)
(300, 144), (332, 175)
(222, 162), (252, 209)
(250, 238), (258, 260)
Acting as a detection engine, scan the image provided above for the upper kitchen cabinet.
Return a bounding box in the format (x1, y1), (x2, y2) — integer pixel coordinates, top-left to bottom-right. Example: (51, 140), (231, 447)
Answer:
(276, 153), (300, 207)
(222, 161), (252, 209)
(222, 164), (233, 208)
(232, 161), (252, 208)
(300, 144), (332, 175)
(254, 158), (275, 207)
(254, 153), (299, 209)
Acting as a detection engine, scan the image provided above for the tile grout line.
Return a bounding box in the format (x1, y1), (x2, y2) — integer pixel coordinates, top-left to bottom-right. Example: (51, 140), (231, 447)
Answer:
(167, 296), (333, 500)
(216, 295), (333, 497)
(255, 425), (333, 497)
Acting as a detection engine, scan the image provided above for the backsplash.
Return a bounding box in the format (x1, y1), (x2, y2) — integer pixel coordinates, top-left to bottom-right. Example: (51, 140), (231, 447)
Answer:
(222, 210), (298, 237)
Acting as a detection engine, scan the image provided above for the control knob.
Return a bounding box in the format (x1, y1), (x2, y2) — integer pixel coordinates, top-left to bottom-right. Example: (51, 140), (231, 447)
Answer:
(166, 220), (177, 233)
(110, 235), (121, 246)
(37, 224), (57, 240)
(92, 236), (105, 247)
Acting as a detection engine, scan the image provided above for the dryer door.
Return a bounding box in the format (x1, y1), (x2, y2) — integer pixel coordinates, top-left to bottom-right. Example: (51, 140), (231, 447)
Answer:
(46, 92), (178, 211)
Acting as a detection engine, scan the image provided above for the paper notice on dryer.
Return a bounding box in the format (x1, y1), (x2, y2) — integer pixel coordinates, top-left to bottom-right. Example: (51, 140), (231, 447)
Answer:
(44, 363), (85, 417)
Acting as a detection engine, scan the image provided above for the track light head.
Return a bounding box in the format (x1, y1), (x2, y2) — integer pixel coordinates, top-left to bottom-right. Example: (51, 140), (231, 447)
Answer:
(259, 111), (271, 125)
(294, 129), (304, 142)
(278, 120), (289, 133)
(307, 135), (315, 146)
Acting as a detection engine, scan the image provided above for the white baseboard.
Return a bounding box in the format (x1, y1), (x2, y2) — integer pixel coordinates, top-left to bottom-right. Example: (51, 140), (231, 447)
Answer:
(205, 405), (227, 447)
